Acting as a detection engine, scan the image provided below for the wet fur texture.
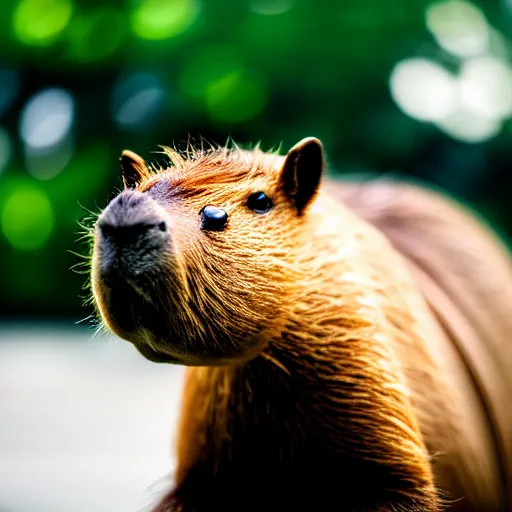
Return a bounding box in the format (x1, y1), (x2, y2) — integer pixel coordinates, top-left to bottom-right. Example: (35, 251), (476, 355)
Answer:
(90, 140), (512, 512)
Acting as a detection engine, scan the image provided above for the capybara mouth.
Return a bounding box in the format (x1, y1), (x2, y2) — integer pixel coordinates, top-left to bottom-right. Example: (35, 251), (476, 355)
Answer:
(134, 342), (182, 364)
(100, 271), (185, 363)
(98, 266), (272, 366)
(101, 270), (163, 336)
(104, 275), (151, 333)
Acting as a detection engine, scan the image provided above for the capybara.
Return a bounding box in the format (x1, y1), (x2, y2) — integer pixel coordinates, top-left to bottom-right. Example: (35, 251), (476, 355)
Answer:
(90, 137), (512, 511)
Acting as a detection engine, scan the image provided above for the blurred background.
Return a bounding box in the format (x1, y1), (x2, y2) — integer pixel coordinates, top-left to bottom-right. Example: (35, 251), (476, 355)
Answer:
(2, 0), (512, 510)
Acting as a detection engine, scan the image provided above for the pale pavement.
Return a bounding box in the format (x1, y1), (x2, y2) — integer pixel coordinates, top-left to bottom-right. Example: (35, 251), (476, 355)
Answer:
(0, 323), (186, 512)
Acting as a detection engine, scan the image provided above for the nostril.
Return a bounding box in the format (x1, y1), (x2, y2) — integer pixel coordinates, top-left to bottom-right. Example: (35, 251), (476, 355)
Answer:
(98, 219), (167, 241)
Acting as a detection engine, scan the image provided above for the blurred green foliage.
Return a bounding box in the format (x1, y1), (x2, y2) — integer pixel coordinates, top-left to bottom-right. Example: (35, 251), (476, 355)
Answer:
(1, 0), (512, 320)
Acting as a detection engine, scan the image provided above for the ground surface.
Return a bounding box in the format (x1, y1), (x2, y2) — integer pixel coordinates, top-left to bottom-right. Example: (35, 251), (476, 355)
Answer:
(0, 322), (185, 512)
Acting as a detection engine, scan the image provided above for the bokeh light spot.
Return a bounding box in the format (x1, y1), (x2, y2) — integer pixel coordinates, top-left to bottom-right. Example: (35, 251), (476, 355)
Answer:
(111, 73), (165, 131)
(116, 89), (165, 126)
(426, 0), (489, 58)
(25, 136), (74, 181)
(250, 0), (293, 15)
(437, 109), (501, 143)
(131, 0), (200, 40)
(1, 187), (54, 251)
(13, 0), (73, 47)
(0, 70), (19, 119)
(20, 88), (75, 150)
(66, 9), (125, 62)
(488, 28), (508, 60)
(390, 58), (457, 122)
(0, 128), (12, 175)
(180, 46), (267, 123)
(389, 56), (508, 143)
(180, 46), (241, 99)
(205, 70), (267, 123)
(459, 57), (512, 120)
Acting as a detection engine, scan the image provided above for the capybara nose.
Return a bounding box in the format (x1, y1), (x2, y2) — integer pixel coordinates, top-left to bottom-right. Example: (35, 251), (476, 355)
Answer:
(96, 190), (169, 284)
(98, 217), (167, 243)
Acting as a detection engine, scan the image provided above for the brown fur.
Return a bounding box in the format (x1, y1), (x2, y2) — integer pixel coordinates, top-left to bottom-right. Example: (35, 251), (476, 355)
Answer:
(90, 139), (512, 511)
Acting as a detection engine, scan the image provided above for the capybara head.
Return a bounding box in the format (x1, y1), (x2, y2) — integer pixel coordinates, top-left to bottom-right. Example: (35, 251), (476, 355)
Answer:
(91, 137), (325, 365)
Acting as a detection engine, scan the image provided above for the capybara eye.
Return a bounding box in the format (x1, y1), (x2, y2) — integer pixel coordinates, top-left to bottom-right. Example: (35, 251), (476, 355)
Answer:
(200, 205), (228, 231)
(247, 192), (272, 214)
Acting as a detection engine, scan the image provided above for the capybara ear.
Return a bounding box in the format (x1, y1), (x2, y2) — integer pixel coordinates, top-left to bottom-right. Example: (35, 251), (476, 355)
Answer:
(120, 150), (148, 189)
(280, 137), (324, 214)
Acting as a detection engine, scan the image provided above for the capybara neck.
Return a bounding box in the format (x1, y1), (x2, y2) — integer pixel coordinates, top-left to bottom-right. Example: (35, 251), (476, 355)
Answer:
(171, 192), (440, 510)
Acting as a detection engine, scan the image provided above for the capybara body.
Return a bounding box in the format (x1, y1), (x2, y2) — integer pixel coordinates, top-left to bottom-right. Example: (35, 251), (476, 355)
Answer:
(90, 138), (512, 511)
